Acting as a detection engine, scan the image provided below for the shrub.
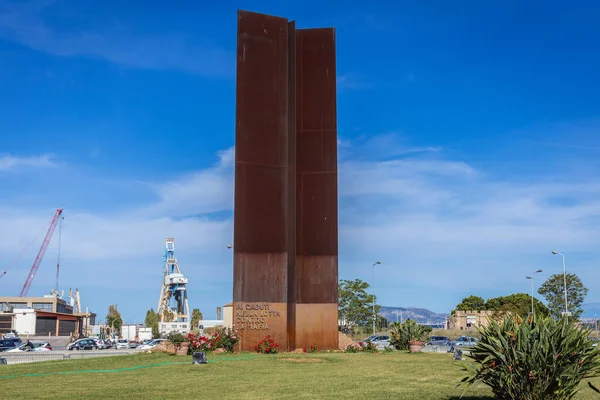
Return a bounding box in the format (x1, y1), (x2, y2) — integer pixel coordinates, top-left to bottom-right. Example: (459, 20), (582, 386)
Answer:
(167, 332), (185, 350)
(389, 319), (432, 350)
(254, 335), (279, 354)
(461, 315), (600, 399)
(344, 343), (361, 353)
(187, 327), (238, 353)
(303, 343), (317, 353)
(363, 340), (378, 353)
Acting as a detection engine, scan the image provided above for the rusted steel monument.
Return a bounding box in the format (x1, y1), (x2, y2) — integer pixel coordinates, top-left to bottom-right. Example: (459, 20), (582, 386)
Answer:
(233, 10), (338, 352)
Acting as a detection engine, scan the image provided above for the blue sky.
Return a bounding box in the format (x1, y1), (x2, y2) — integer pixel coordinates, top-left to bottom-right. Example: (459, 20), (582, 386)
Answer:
(1, 0), (599, 323)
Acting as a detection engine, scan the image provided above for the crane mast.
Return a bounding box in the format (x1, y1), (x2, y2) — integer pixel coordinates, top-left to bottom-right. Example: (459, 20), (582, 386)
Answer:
(157, 238), (190, 324)
(20, 208), (64, 297)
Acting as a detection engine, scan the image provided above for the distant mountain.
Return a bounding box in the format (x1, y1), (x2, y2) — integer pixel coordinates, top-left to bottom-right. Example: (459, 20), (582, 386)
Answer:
(379, 306), (448, 325)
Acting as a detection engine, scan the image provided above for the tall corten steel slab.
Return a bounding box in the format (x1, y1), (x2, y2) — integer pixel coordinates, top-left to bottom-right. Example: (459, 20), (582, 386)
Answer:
(233, 10), (338, 352)
(293, 28), (338, 351)
(233, 10), (291, 352)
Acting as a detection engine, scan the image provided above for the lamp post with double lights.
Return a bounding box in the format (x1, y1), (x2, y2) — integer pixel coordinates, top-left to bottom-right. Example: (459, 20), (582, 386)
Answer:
(526, 269), (542, 321)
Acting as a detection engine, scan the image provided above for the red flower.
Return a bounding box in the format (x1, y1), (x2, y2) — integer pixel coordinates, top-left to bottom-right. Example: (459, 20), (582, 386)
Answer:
(303, 348), (307, 353)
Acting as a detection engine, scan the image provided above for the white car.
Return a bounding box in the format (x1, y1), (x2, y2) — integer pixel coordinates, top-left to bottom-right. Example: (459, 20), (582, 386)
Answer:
(5, 341), (52, 352)
(116, 339), (129, 349)
(137, 339), (166, 350)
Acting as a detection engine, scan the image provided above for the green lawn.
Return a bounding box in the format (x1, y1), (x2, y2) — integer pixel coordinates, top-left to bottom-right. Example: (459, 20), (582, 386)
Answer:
(1, 352), (599, 399)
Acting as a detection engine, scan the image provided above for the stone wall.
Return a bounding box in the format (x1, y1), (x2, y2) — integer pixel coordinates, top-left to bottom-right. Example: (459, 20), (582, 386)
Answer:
(447, 310), (497, 331)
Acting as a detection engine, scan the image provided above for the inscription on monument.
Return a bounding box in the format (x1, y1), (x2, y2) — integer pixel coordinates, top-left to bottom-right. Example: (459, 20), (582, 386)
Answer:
(235, 303), (281, 331)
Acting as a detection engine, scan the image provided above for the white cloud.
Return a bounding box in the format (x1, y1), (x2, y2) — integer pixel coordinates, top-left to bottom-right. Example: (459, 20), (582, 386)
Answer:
(1, 133), (599, 318)
(144, 147), (234, 217)
(0, 153), (57, 171)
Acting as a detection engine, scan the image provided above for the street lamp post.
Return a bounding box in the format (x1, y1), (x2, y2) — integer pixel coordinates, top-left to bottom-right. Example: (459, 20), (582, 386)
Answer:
(552, 251), (569, 320)
(372, 261), (381, 336)
(525, 269), (542, 321)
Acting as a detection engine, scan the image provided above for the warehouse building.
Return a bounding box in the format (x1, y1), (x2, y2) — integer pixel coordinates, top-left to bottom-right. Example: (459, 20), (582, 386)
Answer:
(0, 296), (96, 337)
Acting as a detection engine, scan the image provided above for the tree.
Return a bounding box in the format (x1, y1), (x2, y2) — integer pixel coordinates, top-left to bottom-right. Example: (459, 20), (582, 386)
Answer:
(191, 308), (203, 329)
(453, 295), (486, 314)
(144, 309), (160, 338)
(485, 293), (549, 319)
(338, 279), (380, 334)
(163, 310), (174, 322)
(106, 305), (123, 335)
(538, 273), (588, 319)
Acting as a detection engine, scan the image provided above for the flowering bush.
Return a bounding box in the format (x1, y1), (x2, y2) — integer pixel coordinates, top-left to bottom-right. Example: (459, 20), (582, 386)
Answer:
(344, 343), (361, 353)
(254, 335), (279, 354)
(187, 327), (238, 354)
(303, 343), (317, 353)
(362, 340), (378, 353)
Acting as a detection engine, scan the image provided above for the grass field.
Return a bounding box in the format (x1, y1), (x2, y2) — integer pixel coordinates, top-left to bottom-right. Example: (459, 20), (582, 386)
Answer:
(2, 351), (600, 399)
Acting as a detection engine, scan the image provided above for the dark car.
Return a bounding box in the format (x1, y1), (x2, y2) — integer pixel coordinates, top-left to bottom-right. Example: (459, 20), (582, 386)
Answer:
(3, 337), (22, 345)
(0, 339), (18, 352)
(425, 336), (451, 346)
(67, 338), (100, 350)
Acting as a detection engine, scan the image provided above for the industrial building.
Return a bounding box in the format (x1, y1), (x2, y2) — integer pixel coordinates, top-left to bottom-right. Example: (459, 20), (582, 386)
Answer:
(0, 295), (96, 337)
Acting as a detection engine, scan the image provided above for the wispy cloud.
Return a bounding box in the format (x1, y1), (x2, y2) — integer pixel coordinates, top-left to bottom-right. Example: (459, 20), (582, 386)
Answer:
(0, 0), (233, 76)
(144, 147), (234, 217)
(339, 132), (443, 161)
(0, 153), (57, 171)
(337, 73), (373, 90)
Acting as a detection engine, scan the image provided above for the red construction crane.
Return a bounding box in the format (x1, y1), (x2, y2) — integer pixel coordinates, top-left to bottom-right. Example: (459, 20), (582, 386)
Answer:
(20, 208), (64, 297)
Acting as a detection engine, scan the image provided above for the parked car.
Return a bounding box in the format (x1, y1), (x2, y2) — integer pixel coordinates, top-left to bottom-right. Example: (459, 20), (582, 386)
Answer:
(67, 338), (100, 350)
(4, 330), (18, 338)
(359, 335), (391, 347)
(116, 339), (129, 349)
(102, 339), (114, 349)
(450, 336), (478, 346)
(3, 337), (22, 345)
(5, 341), (52, 352)
(92, 339), (111, 349)
(137, 339), (166, 350)
(447, 336), (478, 352)
(425, 336), (451, 346)
(0, 339), (18, 352)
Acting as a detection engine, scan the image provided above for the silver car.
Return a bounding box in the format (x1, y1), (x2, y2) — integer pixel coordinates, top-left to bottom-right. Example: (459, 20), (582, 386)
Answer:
(360, 335), (390, 347)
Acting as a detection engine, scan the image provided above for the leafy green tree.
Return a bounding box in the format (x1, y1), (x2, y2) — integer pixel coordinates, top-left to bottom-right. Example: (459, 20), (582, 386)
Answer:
(485, 293), (549, 319)
(106, 305), (123, 335)
(453, 295), (486, 314)
(338, 279), (380, 334)
(144, 309), (160, 338)
(191, 308), (203, 329)
(538, 273), (588, 319)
